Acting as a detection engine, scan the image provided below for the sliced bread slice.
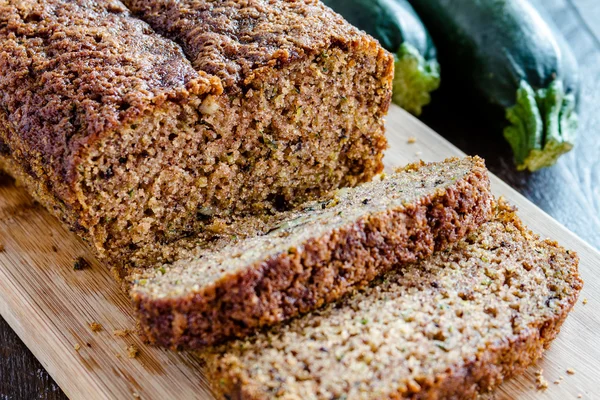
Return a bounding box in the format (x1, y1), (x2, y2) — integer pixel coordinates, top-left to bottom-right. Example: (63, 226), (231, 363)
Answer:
(202, 200), (582, 400)
(129, 157), (492, 348)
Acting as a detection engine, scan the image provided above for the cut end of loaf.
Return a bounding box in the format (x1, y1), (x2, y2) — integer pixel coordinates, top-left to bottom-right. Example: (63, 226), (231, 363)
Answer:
(130, 156), (494, 349)
(75, 41), (391, 271)
(201, 200), (582, 400)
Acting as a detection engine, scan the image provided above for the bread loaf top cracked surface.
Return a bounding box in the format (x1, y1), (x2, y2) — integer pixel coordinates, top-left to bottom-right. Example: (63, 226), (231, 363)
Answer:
(202, 200), (582, 399)
(124, 0), (372, 89)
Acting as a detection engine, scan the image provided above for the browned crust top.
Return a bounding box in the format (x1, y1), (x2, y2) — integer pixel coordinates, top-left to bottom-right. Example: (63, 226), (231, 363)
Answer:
(123, 0), (379, 88)
(0, 0), (219, 196)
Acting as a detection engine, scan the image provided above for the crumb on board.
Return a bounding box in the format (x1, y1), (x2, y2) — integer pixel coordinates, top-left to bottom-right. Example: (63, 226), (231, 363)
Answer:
(407, 136), (417, 144)
(116, 353), (122, 359)
(567, 368), (575, 375)
(74, 343), (81, 351)
(113, 329), (131, 337)
(89, 322), (103, 332)
(415, 151), (423, 156)
(553, 379), (560, 384)
(582, 298), (588, 305)
(127, 344), (139, 359)
(578, 394), (583, 398)
(51, 245), (58, 253)
(535, 369), (548, 390)
(73, 256), (90, 270)
(0, 243), (5, 253)
(86, 342), (92, 348)
(133, 392), (140, 399)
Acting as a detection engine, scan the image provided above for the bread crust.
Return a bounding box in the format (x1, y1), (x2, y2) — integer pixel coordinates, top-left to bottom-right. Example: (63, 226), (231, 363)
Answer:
(123, 0), (387, 91)
(132, 157), (494, 349)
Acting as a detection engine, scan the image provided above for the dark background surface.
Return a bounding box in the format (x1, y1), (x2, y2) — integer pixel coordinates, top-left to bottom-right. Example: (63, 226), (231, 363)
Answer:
(1, 0), (599, 398)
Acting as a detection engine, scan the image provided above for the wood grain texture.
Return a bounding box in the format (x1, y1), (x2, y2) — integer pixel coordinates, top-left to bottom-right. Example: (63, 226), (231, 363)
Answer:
(2, 0), (600, 398)
(0, 104), (598, 400)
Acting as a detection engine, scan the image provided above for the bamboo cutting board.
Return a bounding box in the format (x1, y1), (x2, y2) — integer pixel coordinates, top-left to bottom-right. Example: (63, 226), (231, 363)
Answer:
(0, 105), (598, 399)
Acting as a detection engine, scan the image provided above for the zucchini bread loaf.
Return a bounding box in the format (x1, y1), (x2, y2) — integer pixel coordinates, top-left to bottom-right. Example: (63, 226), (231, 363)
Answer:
(129, 157), (493, 348)
(0, 0), (393, 270)
(202, 200), (583, 399)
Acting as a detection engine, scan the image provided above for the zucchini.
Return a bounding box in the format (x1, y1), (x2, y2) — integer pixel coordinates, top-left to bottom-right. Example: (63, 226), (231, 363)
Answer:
(409, 0), (580, 171)
(323, 0), (440, 116)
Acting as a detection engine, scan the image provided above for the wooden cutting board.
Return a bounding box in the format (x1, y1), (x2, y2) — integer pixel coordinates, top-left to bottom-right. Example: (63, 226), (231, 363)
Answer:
(1, 105), (598, 399)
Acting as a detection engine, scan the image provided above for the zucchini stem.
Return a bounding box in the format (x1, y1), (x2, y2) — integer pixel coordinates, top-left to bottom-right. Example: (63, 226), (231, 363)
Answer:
(392, 43), (440, 116)
(504, 80), (577, 172)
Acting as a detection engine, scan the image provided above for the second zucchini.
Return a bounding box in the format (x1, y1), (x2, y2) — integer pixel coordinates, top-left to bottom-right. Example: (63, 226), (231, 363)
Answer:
(409, 0), (580, 171)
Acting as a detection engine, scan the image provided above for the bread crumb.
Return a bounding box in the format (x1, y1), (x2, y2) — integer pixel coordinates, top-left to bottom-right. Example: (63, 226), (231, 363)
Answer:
(567, 368), (575, 375)
(89, 322), (103, 332)
(536, 378), (548, 390)
(578, 394), (583, 398)
(582, 298), (588, 305)
(535, 369), (548, 390)
(0, 243), (5, 253)
(415, 151), (423, 156)
(132, 392), (141, 399)
(74, 256), (90, 270)
(116, 353), (122, 359)
(74, 343), (81, 351)
(127, 344), (139, 358)
(407, 136), (417, 144)
(553, 379), (560, 384)
(113, 329), (131, 337)
(51, 245), (58, 252)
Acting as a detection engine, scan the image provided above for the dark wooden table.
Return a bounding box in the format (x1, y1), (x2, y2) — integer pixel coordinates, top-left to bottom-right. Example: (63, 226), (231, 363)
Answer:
(1, 0), (599, 398)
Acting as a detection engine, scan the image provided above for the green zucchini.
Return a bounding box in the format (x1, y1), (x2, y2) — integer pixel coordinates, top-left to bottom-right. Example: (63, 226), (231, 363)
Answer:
(409, 0), (580, 171)
(323, 0), (440, 116)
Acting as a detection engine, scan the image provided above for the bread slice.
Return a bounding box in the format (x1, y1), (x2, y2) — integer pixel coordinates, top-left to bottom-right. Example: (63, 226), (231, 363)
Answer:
(201, 200), (582, 399)
(129, 157), (493, 348)
(0, 0), (393, 272)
